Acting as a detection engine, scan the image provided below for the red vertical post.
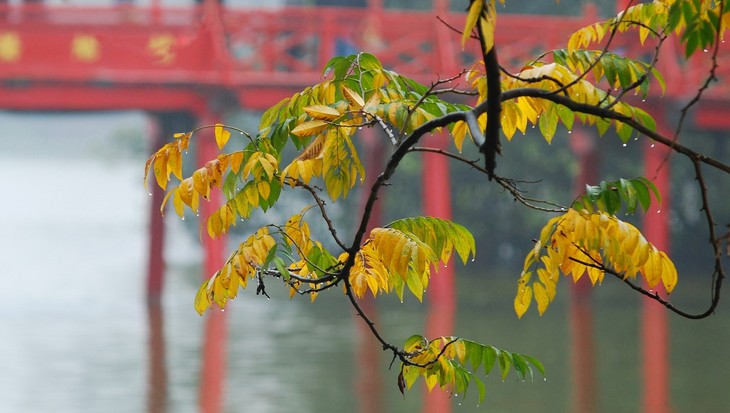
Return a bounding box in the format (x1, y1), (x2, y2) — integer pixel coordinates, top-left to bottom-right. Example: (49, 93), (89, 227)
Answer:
(641, 113), (671, 413)
(197, 114), (228, 413)
(355, 127), (384, 413)
(422, 133), (455, 413)
(146, 303), (168, 413)
(147, 117), (166, 304)
(568, 128), (599, 413)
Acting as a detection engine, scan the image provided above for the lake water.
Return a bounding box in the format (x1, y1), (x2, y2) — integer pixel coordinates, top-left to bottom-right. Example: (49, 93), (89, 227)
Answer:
(1, 112), (728, 413)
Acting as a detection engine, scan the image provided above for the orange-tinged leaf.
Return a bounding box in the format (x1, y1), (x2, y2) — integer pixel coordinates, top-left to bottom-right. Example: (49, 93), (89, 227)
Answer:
(229, 152), (244, 173)
(178, 177), (197, 209)
(214, 123), (231, 149)
(349, 266), (370, 299)
(193, 168), (210, 200)
(304, 105), (341, 121)
(167, 150), (183, 180)
(172, 188), (185, 218)
(153, 150), (169, 190)
(160, 188), (174, 217)
(295, 134), (327, 161)
(342, 86), (365, 110)
(291, 120), (329, 137)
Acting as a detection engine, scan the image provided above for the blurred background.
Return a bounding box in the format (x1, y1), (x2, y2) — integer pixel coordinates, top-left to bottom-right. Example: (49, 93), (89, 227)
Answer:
(1, 1), (729, 412)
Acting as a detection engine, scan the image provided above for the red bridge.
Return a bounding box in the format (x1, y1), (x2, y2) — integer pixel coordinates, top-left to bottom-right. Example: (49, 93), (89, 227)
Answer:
(2, 1), (729, 119)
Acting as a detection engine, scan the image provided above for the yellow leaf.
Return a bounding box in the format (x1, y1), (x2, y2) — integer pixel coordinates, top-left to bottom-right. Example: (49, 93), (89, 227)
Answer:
(349, 266), (370, 299)
(167, 149), (183, 180)
(462, 0), (482, 48)
(214, 123), (231, 149)
(342, 86), (365, 110)
(159, 188), (173, 217)
(194, 279), (212, 315)
(478, 3), (496, 53)
(153, 150), (169, 190)
(642, 247), (662, 289)
(229, 152), (244, 173)
(514, 274), (532, 318)
(533, 283), (549, 315)
(659, 251), (677, 293)
(295, 134), (327, 161)
(304, 105), (341, 121)
(451, 120), (469, 152)
(259, 156), (277, 180)
(363, 90), (381, 113)
(291, 120), (329, 137)
(244, 183), (259, 206)
(192, 168), (210, 200)
(178, 177), (198, 211)
(257, 181), (270, 199)
(172, 188), (185, 218)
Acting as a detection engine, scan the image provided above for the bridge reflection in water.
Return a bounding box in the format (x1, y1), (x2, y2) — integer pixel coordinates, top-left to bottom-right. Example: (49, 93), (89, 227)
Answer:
(1, 109), (729, 413)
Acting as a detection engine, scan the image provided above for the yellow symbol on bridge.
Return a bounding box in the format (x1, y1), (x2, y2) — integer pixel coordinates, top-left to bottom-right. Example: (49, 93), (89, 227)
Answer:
(148, 34), (176, 65)
(0, 32), (21, 63)
(71, 34), (100, 62)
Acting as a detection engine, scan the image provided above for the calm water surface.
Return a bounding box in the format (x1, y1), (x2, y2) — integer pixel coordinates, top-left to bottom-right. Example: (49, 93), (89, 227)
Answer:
(1, 112), (728, 413)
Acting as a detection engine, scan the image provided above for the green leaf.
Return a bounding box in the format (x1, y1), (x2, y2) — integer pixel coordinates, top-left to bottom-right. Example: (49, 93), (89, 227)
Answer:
(522, 354), (546, 378)
(406, 271), (425, 302)
(387, 216), (476, 264)
(223, 171), (238, 200)
(636, 176), (662, 205)
(556, 105), (575, 131)
(497, 350), (511, 381)
(358, 52), (383, 72)
(483, 346), (497, 376)
(263, 243), (278, 268)
(511, 353), (531, 381)
(599, 181), (621, 215)
(618, 178), (639, 213)
(538, 104), (559, 143)
(272, 256), (290, 281)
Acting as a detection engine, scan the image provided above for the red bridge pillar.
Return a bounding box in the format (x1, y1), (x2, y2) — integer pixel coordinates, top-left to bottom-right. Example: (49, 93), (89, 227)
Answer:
(197, 111), (229, 413)
(569, 128), (599, 413)
(147, 112), (197, 303)
(641, 109), (671, 413)
(422, 133), (455, 413)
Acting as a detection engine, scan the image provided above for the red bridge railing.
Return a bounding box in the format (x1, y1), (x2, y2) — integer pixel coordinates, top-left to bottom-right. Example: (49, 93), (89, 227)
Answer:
(0, 3), (726, 112)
